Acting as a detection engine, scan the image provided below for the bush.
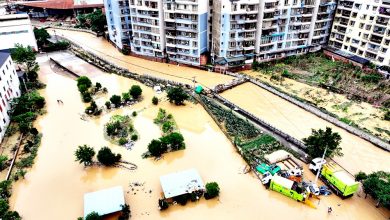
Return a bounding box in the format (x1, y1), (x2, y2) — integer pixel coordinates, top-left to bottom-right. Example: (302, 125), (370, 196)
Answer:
(167, 87), (189, 105)
(361, 73), (382, 83)
(122, 92), (131, 102)
(148, 139), (167, 157)
(204, 182), (220, 200)
(118, 137), (127, 146)
(384, 111), (390, 121)
(129, 85), (142, 99)
(152, 96), (158, 105)
(158, 199), (169, 211)
(97, 147), (121, 166)
(0, 156), (8, 171)
(132, 111), (137, 117)
(355, 171), (368, 181)
(82, 92), (92, 103)
(162, 121), (173, 133)
(105, 101), (111, 109)
(131, 134), (138, 141)
(110, 95), (121, 107)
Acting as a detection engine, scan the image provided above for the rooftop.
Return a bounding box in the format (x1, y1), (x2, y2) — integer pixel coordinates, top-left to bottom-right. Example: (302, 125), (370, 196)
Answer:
(0, 50), (10, 67)
(160, 168), (204, 199)
(84, 186), (125, 217)
(17, 0), (104, 10)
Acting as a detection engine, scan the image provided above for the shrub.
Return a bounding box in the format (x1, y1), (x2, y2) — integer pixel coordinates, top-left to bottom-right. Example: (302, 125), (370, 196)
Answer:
(129, 85), (142, 99)
(158, 199), (169, 211)
(97, 147), (121, 166)
(152, 96), (158, 105)
(161, 121), (173, 133)
(82, 92), (92, 103)
(148, 139), (167, 157)
(355, 171), (368, 181)
(105, 101), (111, 109)
(131, 134), (138, 141)
(384, 111), (390, 121)
(95, 82), (102, 91)
(122, 92), (131, 102)
(0, 156), (8, 171)
(118, 137), (127, 145)
(361, 73), (382, 83)
(132, 111), (137, 117)
(106, 121), (121, 136)
(30, 127), (39, 136)
(204, 182), (220, 200)
(110, 95), (121, 107)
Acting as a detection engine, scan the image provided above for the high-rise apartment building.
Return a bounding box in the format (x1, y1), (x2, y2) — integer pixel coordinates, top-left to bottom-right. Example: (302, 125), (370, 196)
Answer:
(104, 0), (132, 49)
(329, 0), (390, 65)
(212, 0), (336, 66)
(164, 0), (208, 65)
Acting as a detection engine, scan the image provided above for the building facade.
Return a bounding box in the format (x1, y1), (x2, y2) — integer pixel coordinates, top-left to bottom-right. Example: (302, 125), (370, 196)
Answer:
(329, 0), (390, 66)
(0, 14), (38, 51)
(104, 0), (132, 49)
(212, 0), (336, 66)
(0, 51), (21, 142)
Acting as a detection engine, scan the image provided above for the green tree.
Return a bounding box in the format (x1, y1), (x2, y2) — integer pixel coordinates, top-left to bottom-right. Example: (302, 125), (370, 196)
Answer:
(74, 145), (95, 166)
(122, 92), (131, 102)
(160, 132), (185, 151)
(361, 171), (390, 208)
(0, 156), (8, 171)
(77, 76), (92, 89)
(302, 127), (342, 159)
(384, 111), (390, 121)
(85, 211), (101, 220)
(11, 44), (39, 74)
(97, 147), (121, 166)
(105, 101), (111, 109)
(0, 180), (12, 199)
(167, 87), (189, 105)
(0, 199), (9, 216)
(33, 28), (50, 48)
(152, 96), (158, 105)
(110, 95), (122, 107)
(355, 171), (368, 182)
(87, 10), (106, 33)
(147, 139), (167, 157)
(129, 85), (142, 99)
(205, 182), (220, 199)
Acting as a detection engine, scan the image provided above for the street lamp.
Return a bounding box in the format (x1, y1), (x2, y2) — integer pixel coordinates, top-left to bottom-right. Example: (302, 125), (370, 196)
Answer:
(314, 147), (328, 184)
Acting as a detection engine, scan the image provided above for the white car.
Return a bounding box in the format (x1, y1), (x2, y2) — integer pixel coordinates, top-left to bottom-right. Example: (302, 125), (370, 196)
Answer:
(306, 183), (320, 196)
(309, 158), (326, 172)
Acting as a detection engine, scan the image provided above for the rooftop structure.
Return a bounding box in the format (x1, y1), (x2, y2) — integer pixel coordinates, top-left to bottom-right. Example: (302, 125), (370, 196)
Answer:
(0, 14), (38, 51)
(17, 0), (104, 10)
(84, 186), (125, 217)
(160, 168), (204, 199)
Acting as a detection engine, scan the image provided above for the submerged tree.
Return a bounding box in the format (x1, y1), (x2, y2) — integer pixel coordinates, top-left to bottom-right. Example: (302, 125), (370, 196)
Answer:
(129, 85), (142, 99)
(97, 147), (121, 166)
(167, 86), (189, 105)
(74, 145), (95, 166)
(303, 127), (342, 159)
(85, 212), (101, 220)
(204, 182), (220, 200)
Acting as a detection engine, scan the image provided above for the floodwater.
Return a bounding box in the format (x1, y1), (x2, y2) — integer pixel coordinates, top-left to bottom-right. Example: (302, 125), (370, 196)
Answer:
(245, 71), (390, 140)
(9, 54), (389, 219)
(221, 83), (390, 174)
(46, 29), (234, 89)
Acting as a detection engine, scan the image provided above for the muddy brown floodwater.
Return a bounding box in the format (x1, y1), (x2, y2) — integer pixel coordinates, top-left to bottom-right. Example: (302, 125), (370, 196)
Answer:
(46, 29), (233, 89)
(221, 83), (390, 175)
(9, 54), (389, 219)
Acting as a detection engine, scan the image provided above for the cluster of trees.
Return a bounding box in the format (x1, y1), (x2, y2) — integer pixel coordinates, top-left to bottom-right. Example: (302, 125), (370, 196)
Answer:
(0, 181), (21, 219)
(302, 127), (342, 159)
(74, 145), (121, 167)
(76, 10), (106, 33)
(147, 132), (185, 157)
(167, 86), (189, 105)
(106, 85), (142, 109)
(105, 115), (138, 145)
(33, 28), (70, 51)
(355, 171), (390, 208)
(76, 76), (106, 115)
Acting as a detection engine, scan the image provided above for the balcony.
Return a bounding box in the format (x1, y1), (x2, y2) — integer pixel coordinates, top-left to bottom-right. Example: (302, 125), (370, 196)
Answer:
(376, 18), (389, 26)
(379, 7), (390, 17)
(370, 35), (383, 44)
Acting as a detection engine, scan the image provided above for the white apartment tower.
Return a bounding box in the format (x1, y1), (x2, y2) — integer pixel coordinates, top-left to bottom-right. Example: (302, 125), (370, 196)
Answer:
(129, 0), (166, 57)
(104, 0), (132, 49)
(329, 0), (390, 66)
(163, 0), (209, 65)
(0, 52), (21, 142)
(212, 0), (336, 66)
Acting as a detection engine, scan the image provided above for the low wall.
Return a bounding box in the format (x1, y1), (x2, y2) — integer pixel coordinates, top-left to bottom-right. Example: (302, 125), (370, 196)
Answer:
(323, 50), (364, 68)
(49, 58), (80, 78)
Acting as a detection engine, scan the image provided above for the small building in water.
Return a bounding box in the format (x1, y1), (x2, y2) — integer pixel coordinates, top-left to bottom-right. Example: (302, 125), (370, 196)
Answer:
(84, 186), (125, 217)
(160, 168), (205, 199)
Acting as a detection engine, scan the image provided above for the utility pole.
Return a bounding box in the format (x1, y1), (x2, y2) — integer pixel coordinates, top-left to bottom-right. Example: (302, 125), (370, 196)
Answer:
(314, 147), (327, 184)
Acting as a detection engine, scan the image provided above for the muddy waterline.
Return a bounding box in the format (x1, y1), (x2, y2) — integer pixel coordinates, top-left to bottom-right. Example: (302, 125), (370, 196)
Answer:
(9, 55), (389, 219)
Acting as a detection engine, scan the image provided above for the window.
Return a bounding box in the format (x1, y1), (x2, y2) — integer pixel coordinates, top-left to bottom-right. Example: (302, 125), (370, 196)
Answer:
(359, 23), (364, 28)
(381, 48), (387, 53)
(370, 16), (374, 21)
(378, 57), (384, 62)
(366, 5), (370, 10)
(373, 6), (377, 11)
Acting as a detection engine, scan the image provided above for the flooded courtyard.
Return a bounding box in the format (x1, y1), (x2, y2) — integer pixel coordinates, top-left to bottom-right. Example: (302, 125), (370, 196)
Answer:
(8, 54), (389, 219)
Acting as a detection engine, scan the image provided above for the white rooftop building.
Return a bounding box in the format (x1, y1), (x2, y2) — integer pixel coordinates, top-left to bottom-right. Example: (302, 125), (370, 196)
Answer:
(84, 186), (125, 217)
(0, 14), (38, 51)
(160, 168), (205, 199)
(0, 51), (21, 142)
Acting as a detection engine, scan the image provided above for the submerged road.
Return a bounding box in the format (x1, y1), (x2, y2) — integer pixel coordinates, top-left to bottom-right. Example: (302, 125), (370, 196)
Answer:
(49, 28), (389, 174)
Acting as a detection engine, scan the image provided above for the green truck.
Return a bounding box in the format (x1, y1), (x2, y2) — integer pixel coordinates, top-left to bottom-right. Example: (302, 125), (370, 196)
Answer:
(269, 175), (305, 201)
(256, 163), (281, 175)
(310, 159), (359, 198)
